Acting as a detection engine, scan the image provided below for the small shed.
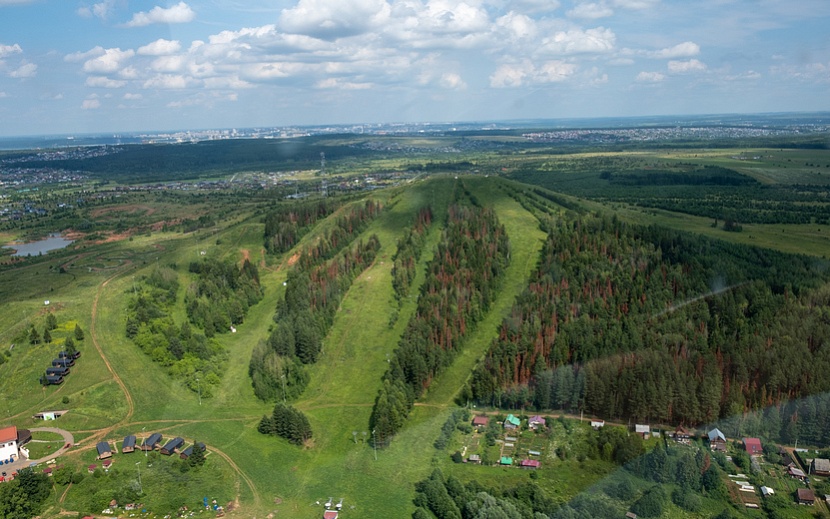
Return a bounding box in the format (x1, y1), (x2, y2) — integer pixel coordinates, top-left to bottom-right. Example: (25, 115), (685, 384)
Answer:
(468, 454), (481, 464)
(503, 414), (520, 430)
(472, 416), (489, 428)
(500, 456), (513, 466)
(743, 437), (762, 455)
(180, 442), (205, 459)
(96, 441), (112, 460)
(797, 488), (815, 505)
(141, 433), (162, 451)
(160, 437), (184, 455)
(590, 420), (605, 430)
(87, 464), (97, 473)
(761, 486), (775, 497)
(102, 459), (113, 469)
(122, 435), (136, 453)
(634, 424), (649, 439)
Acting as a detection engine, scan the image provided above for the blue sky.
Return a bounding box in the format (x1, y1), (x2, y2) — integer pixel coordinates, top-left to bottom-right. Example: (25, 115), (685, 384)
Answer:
(0, 0), (828, 136)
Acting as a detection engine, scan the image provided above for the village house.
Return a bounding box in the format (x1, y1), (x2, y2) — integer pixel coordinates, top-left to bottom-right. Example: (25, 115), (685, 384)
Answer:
(503, 414), (520, 430)
(788, 466), (807, 481)
(708, 428), (727, 452)
(634, 424), (650, 439)
(797, 488), (815, 506)
(140, 433), (162, 451)
(812, 458), (830, 477)
(180, 442), (205, 460)
(472, 416), (489, 429)
(528, 415), (546, 430)
(743, 437), (763, 455)
(674, 426), (691, 444)
(0, 426), (19, 462)
(160, 437), (184, 455)
(96, 441), (112, 460)
(520, 459), (540, 469)
(122, 435), (136, 453)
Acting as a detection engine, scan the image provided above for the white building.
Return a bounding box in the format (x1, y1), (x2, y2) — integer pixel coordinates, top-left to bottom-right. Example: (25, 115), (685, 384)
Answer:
(0, 426), (18, 461)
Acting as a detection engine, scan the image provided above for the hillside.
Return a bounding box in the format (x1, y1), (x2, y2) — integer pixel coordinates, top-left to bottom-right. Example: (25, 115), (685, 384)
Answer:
(1, 161), (830, 518)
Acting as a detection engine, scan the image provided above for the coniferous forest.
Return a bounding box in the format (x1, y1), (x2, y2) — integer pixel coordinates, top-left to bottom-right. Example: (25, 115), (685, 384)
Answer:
(465, 214), (830, 431)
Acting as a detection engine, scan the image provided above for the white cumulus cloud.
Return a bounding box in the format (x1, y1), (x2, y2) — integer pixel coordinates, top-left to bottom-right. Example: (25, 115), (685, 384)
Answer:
(9, 61), (37, 78)
(81, 98), (101, 109)
(86, 76), (127, 88)
(651, 41), (700, 59)
(0, 43), (22, 58)
(440, 72), (467, 89)
(82, 48), (134, 74)
(668, 58), (706, 73)
(123, 92), (143, 100)
(280, 0), (391, 39)
(490, 59), (576, 87)
(567, 2), (614, 20)
(138, 39), (182, 56)
(636, 71), (665, 82)
(538, 27), (616, 55)
(125, 2), (195, 28)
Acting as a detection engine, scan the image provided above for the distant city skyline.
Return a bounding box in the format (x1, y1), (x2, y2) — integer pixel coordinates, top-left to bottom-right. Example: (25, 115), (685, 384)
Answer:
(1, 0), (829, 137)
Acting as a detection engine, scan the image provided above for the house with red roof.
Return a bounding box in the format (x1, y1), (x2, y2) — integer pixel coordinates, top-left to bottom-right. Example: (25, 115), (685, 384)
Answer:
(520, 459), (541, 469)
(0, 426), (19, 461)
(743, 437), (763, 455)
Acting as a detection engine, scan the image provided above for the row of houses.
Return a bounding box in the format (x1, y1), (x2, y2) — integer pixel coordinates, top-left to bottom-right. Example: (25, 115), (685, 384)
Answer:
(470, 414), (547, 431)
(43, 350), (81, 385)
(96, 434), (205, 460)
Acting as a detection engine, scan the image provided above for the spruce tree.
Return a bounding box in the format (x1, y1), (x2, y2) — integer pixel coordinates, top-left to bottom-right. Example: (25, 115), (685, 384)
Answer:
(74, 324), (84, 341)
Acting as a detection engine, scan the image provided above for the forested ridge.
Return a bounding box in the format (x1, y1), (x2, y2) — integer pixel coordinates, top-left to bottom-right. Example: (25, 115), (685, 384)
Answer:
(466, 214), (830, 427)
(263, 199), (342, 254)
(392, 206), (434, 303)
(250, 200), (382, 402)
(370, 201), (510, 445)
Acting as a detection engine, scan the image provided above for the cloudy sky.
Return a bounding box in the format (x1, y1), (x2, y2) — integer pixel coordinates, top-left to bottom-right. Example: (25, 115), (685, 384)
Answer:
(0, 0), (828, 135)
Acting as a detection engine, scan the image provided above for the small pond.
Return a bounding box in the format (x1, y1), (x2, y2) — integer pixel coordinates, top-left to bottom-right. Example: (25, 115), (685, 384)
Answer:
(4, 234), (74, 257)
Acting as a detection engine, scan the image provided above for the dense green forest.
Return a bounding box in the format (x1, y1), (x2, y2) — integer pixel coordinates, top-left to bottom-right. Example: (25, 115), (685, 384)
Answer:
(392, 206), (434, 304)
(263, 199), (342, 254)
(466, 214), (830, 428)
(370, 200), (510, 445)
(249, 200), (383, 401)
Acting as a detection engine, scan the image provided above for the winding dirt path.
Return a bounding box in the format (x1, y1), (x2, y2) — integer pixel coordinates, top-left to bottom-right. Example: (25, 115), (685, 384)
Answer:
(90, 268), (135, 425)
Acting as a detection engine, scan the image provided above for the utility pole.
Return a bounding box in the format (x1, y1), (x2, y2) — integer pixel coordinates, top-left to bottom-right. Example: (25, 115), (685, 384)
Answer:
(280, 374), (287, 404)
(196, 377), (201, 406)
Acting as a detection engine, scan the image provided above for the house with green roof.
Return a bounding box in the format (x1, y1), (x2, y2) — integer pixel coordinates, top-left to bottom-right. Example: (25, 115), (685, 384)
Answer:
(500, 456), (513, 465)
(504, 414), (521, 429)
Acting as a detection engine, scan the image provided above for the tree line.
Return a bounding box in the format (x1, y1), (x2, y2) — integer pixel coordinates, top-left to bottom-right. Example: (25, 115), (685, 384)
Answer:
(185, 257), (263, 337)
(392, 206), (434, 304)
(263, 198), (342, 254)
(464, 214), (830, 427)
(370, 203), (510, 446)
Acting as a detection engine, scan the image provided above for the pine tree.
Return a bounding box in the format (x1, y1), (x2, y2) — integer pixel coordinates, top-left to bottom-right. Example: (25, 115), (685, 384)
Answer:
(64, 336), (76, 355)
(188, 441), (206, 467)
(29, 326), (41, 345)
(45, 313), (57, 330)
(43, 328), (52, 344)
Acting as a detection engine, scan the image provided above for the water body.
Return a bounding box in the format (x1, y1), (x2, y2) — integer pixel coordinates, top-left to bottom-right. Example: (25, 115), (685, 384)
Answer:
(4, 234), (74, 257)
